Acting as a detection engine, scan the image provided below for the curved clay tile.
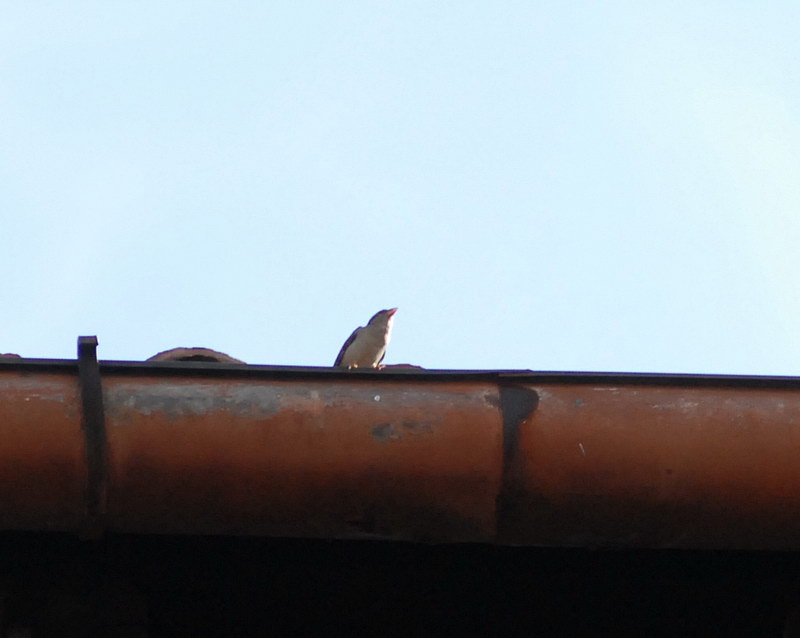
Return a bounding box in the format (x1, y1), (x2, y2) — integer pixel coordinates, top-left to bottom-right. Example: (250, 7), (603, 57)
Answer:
(147, 347), (245, 364)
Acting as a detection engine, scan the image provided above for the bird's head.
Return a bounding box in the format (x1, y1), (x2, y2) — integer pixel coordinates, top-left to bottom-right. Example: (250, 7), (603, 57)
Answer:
(368, 308), (398, 327)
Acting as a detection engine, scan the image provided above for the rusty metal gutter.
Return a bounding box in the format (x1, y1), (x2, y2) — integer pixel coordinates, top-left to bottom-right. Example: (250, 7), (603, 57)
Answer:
(2, 337), (800, 550)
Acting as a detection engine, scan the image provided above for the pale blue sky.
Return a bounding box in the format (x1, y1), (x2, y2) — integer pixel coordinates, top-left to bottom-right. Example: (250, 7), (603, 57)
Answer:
(2, 2), (800, 374)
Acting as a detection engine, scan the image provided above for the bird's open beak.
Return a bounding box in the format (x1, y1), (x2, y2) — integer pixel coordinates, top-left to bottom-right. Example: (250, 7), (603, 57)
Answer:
(387, 308), (398, 317)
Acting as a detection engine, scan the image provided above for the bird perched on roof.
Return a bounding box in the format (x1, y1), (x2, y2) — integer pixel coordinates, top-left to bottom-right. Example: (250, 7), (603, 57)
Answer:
(334, 308), (397, 368)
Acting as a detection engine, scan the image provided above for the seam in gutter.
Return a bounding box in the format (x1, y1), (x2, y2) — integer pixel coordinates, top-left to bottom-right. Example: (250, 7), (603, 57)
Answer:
(77, 336), (108, 539)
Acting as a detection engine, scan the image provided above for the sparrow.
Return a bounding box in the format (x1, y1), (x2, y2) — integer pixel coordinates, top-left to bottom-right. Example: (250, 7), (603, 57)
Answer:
(334, 308), (397, 368)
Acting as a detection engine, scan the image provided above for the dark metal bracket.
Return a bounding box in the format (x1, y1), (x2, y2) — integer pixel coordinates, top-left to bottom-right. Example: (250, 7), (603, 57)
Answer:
(77, 336), (108, 538)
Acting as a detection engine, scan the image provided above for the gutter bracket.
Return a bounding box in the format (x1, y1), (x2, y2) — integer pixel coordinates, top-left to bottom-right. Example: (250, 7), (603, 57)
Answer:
(77, 336), (108, 539)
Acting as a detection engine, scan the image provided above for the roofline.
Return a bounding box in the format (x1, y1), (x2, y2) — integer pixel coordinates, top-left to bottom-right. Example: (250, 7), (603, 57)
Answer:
(2, 355), (800, 389)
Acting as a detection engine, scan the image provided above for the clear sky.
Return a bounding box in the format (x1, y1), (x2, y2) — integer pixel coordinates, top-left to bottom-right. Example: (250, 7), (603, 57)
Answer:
(2, 2), (800, 374)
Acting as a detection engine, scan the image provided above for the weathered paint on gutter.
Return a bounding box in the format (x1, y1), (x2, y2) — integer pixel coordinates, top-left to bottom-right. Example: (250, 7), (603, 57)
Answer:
(2, 339), (800, 549)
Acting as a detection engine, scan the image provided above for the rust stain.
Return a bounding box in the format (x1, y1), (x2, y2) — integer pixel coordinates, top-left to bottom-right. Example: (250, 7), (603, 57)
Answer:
(104, 383), (282, 420)
(371, 421), (435, 443)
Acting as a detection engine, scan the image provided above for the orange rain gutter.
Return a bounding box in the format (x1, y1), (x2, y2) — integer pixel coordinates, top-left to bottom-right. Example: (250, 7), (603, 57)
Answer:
(1, 337), (800, 550)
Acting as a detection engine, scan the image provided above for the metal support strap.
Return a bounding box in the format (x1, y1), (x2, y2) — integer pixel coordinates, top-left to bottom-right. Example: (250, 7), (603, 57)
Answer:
(77, 336), (107, 537)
